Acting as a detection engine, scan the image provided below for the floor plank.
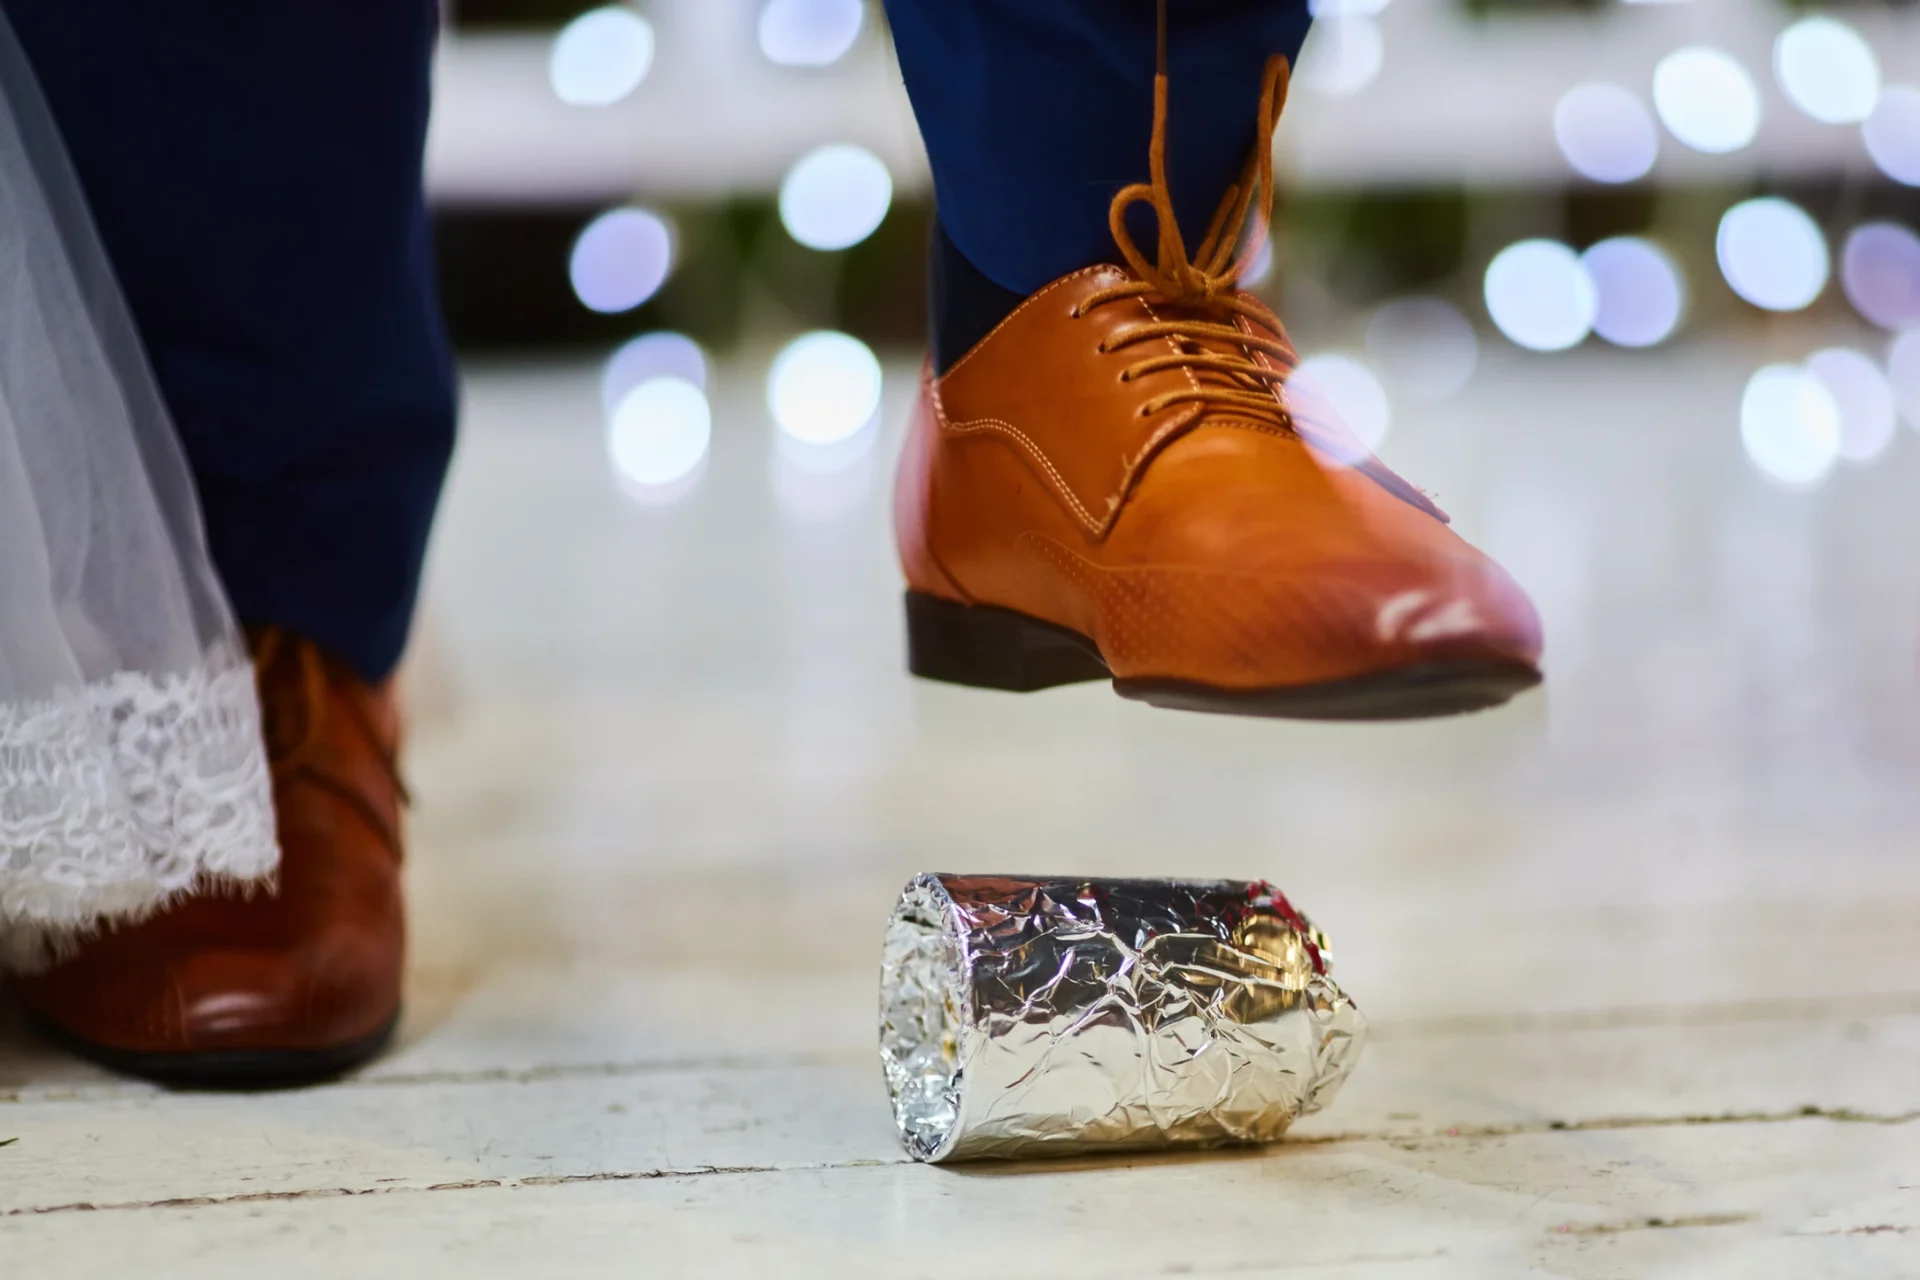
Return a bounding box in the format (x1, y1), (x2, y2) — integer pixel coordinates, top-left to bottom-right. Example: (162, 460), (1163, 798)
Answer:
(6, 342), (1919, 1276)
(5, 1122), (1914, 1278)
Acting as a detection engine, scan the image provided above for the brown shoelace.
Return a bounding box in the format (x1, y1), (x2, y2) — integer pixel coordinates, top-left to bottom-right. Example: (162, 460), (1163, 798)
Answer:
(1072, 0), (1297, 428)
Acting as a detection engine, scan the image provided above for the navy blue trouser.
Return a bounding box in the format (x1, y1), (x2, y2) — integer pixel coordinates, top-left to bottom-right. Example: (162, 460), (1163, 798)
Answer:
(8, 0), (453, 683)
(885, 0), (1313, 296)
(9, 0), (1306, 683)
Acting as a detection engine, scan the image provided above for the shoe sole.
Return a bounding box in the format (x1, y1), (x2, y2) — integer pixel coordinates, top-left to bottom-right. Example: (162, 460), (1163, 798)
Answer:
(905, 590), (1540, 722)
(28, 1009), (400, 1091)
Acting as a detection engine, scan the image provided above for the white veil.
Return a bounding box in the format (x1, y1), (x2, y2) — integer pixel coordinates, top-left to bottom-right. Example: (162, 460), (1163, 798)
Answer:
(0, 12), (277, 970)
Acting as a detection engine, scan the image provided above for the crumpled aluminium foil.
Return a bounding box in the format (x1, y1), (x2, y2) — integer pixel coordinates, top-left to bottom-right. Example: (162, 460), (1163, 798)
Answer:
(879, 874), (1366, 1163)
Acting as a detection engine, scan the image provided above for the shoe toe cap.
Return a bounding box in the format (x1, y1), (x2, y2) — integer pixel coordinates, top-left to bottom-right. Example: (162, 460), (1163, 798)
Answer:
(1073, 437), (1543, 686)
(1043, 541), (1541, 689)
(167, 941), (398, 1053)
(22, 939), (397, 1058)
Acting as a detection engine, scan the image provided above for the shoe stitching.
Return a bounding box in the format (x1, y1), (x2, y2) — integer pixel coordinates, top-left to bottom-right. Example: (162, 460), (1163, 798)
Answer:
(1230, 312), (1300, 440)
(930, 381), (1105, 535)
(1139, 293), (1206, 403)
(933, 372), (1208, 538)
(905, 368), (978, 605)
(1205, 416), (1295, 437)
(1113, 402), (1206, 512)
(940, 264), (1122, 383)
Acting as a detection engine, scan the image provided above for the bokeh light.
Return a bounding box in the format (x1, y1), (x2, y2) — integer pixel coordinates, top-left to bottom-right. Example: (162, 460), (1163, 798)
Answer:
(1364, 297), (1477, 401)
(1893, 330), (1920, 432)
(1716, 198), (1828, 313)
(1774, 17), (1879, 126)
(769, 331), (883, 445)
(608, 377), (711, 490)
(1653, 46), (1761, 154)
(1807, 348), (1897, 464)
(1297, 17), (1383, 98)
(779, 145), (894, 251)
(1581, 237), (1684, 348)
(550, 6), (655, 107)
(1740, 364), (1841, 488)
(1554, 84), (1659, 184)
(1240, 237), (1275, 289)
(1291, 354), (1390, 452)
(758, 0), (865, 68)
(1840, 224), (1920, 332)
(772, 383), (883, 531)
(1484, 240), (1596, 352)
(1863, 87), (1920, 187)
(570, 208), (673, 314)
(1307, 0), (1392, 14)
(602, 333), (708, 417)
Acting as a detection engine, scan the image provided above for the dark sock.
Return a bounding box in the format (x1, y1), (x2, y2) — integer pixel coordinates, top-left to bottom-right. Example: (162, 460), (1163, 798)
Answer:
(930, 218), (1027, 374)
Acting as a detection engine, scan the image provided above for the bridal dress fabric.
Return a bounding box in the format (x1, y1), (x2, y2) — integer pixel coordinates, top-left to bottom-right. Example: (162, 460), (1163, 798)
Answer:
(0, 13), (277, 971)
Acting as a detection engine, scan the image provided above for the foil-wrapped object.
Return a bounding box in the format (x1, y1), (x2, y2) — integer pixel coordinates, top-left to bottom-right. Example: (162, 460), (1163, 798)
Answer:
(879, 874), (1367, 1163)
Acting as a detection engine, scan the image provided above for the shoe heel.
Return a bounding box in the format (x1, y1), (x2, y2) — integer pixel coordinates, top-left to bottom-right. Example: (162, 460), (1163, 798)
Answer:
(904, 591), (1109, 693)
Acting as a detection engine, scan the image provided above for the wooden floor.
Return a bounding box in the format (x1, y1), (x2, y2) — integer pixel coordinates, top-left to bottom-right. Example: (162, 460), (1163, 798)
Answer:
(5, 338), (1919, 1277)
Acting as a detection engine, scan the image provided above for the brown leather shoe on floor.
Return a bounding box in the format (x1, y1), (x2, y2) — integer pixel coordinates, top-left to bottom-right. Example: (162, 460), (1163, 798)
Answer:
(895, 53), (1542, 721)
(16, 630), (407, 1087)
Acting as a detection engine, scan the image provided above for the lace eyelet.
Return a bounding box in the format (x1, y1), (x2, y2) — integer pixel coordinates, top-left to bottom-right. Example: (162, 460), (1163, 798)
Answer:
(1119, 370), (1132, 383)
(1069, 306), (1082, 320)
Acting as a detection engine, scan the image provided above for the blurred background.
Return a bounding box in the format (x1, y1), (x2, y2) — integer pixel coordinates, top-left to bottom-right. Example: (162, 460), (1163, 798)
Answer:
(427, 0), (1920, 500)
(14, 10), (1920, 1258)
(406, 4), (1920, 1224)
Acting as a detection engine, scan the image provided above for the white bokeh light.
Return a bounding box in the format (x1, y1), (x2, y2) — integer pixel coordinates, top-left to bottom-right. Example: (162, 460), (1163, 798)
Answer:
(570, 208), (673, 314)
(1807, 348), (1897, 464)
(779, 145), (894, 251)
(772, 373), (882, 527)
(1292, 353), (1390, 451)
(1297, 17), (1383, 98)
(769, 331), (883, 445)
(758, 0), (865, 68)
(1581, 237), (1684, 348)
(1484, 240), (1597, 352)
(550, 7), (655, 107)
(1740, 364), (1841, 487)
(1554, 84), (1659, 184)
(1893, 330), (1920, 432)
(1840, 223), (1920, 332)
(1364, 297), (1477, 401)
(1864, 87), (1920, 187)
(1308, 0), (1392, 14)
(602, 332), (708, 417)
(1240, 237), (1275, 289)
(1716, 198), (1828, 313)
(608, 377), (711, 490)
(1774, 17), (1880, 126)
(1653, 46), (1761, 154)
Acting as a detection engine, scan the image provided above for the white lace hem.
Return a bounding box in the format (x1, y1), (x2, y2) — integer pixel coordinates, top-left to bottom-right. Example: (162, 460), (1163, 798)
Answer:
(0, 643), (279, 972)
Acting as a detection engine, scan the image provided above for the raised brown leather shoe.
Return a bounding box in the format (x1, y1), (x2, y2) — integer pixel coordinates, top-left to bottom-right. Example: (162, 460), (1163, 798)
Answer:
(896, 49), (1541, 720)
(16, 630), (407, 1087)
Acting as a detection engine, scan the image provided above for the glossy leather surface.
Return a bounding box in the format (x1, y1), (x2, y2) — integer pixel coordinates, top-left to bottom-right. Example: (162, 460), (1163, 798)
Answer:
(16, 633), (406, 1058)
(895, 265), (1545, 692)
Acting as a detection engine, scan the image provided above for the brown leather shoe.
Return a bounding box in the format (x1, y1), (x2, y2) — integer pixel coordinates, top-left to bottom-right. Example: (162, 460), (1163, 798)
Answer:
(896, 51), (1541, 720)
(16, 630), (406, 1087)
